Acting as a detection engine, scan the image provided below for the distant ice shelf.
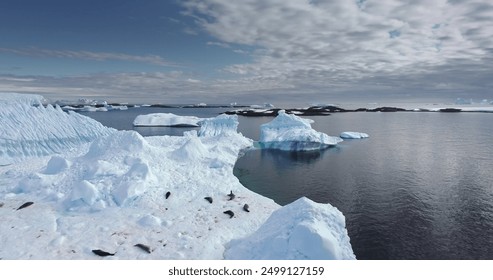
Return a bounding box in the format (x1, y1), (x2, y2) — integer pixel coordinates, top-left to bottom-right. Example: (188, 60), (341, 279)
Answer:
(133, 113), (203, 127)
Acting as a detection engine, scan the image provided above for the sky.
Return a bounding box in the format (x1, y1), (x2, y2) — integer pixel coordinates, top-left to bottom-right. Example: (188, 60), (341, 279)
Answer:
(1, 0), (493, 105)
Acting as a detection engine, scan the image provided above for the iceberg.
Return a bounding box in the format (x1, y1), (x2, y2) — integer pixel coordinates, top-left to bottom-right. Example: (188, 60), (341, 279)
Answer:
(0, 93), (355, 260)
(340, 132), (369, 139)
(259, 110), (342, 151)
(197, 114), (240, 137)
(133, 113), (203, 127)
(225, 197), (356, 260)
(0, 96), (115, 162)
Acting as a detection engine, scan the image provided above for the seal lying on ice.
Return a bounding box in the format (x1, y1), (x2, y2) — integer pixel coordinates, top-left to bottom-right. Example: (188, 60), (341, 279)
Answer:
(223, 210), (234, 218)
(92, 249), (115, 257)
(243, 204), (250, 212)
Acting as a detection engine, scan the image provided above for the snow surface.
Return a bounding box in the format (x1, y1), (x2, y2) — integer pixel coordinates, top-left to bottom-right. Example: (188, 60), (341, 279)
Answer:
(133, 113), (203, 127)
(340, 132), (369, 139)
(259, 110), (343, 151)
(0, 94), (355, 260)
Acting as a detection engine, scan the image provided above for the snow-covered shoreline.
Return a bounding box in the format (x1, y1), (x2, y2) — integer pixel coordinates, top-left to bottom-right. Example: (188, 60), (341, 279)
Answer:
(0, 93), (355, 260)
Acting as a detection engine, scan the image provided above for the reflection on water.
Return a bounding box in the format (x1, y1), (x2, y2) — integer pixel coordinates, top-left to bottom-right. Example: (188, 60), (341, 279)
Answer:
(234, 112), (493, 259)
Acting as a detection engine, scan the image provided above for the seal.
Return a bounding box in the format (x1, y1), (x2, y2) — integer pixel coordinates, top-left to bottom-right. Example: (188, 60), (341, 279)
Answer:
(165, 191), (171, 199)
(16, 202), (34, 210)
(92, 249), (115, 257)
(223, 210), (234, 218)
(134, 243), (151, 254)
(243, 204), (250, 212)
(204, 197), (213, 204)
(227, 191), (235, 201)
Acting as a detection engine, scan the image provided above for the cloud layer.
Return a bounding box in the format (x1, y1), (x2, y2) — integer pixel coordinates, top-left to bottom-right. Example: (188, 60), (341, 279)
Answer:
(0, 47), (175, 67)
(183, 0), (493, 98)
(2, 0), (493, 104)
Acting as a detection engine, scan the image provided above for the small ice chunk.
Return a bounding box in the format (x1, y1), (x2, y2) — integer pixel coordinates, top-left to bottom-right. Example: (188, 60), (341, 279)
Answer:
(339, 132), (369, 139)
(138, 214), (162, 227)
(44, 156), (70, 174)
(71, 180), (99, 206)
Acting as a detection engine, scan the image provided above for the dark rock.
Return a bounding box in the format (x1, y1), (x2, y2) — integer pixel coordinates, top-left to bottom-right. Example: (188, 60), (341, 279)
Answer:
(439, 108), (462, 112)
(367, 107), (407, 112)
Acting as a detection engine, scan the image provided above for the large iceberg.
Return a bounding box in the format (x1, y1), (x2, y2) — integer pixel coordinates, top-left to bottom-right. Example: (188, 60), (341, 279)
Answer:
(133, 113), (203, 127)
(0, 94), (355, 259)
(225, 197), (355, 260)
(259, 110), (342, 151)
(0, 96), (114, 162)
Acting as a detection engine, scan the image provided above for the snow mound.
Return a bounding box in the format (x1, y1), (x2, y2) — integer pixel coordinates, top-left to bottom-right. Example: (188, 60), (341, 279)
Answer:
(70, 180), (100, 206)
(85, 130), (148, 159)
(198, 114), (239, 137)
(44, 156), (71, 174)
(225, 197), (355, 260)
(171, 133), (209, 162)
(133, 113), (203, 127)
(0, 99), (114, 161)
(340, 132), (369, 139)
(259, 110), (342, 151)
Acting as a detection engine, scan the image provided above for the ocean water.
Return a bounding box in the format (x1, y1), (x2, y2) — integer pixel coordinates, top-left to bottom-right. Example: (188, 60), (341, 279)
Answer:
(81, 108), (493, 259)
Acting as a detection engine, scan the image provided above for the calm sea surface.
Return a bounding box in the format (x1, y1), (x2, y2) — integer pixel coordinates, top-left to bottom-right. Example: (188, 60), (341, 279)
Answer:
(81, 108), (493, 259)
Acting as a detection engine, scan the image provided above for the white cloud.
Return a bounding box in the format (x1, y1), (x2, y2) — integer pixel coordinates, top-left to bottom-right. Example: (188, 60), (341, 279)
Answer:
(183, 0), (493, 99)
(0, 47), (176, 67)
(206, 41), (231, 48)
(0, 72), (294, 104)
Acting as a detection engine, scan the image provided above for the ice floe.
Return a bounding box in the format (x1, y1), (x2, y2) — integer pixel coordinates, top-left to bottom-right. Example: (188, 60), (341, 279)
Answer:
(340, 132), (369, 139)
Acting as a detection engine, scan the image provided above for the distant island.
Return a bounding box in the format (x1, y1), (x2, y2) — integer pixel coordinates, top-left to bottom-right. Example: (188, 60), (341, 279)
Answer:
(223, 105), (493, 116)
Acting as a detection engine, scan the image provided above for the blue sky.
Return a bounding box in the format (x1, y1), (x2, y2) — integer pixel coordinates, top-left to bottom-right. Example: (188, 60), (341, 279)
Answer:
(1, 0), (493, 105)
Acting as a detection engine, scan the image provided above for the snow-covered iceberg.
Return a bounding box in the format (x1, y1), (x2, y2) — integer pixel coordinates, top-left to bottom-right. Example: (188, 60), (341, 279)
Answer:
(0, 96), (114, 162)
(259, 110), (342, 151)
(0, 94), (355, 260)
(133, 113), (203, 127)
(225, 197), (355, 260)
(197, 114), (239, 137)
(340, 132), (369, 139)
